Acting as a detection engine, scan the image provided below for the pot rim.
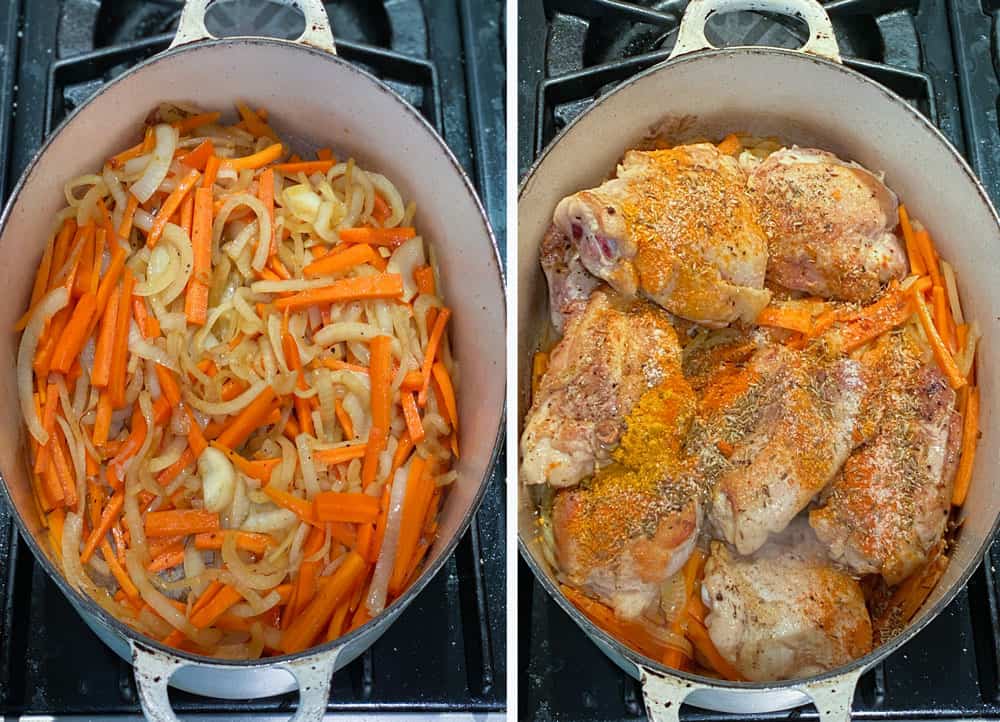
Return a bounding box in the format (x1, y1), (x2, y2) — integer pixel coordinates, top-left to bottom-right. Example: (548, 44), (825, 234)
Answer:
(517, 44), (1000, 691)
(0, 34), (506, 669)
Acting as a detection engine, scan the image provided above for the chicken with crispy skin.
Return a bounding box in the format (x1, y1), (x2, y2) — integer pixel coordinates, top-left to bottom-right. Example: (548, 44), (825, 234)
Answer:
(699, 342), (865, 554)
(553, 143), (770, 327)
(702, 524), (873, 681)
(810, 332), (961, 585)
(748, 147), (907, 302)
(550, 375), (702, 618)
(520, 290), (682, 489)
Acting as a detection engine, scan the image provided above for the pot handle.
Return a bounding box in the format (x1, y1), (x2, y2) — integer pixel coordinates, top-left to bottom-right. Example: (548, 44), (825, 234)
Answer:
(668, 0), (841, 64)
(170, 0), (337, 55)
(639, 664), (864, 721)
(131, 641), (341, 722)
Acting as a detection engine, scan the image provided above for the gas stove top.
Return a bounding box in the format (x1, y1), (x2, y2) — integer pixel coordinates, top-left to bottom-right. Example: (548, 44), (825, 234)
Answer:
(518, 1), (1000, 719)
(0, 1), (505, 719)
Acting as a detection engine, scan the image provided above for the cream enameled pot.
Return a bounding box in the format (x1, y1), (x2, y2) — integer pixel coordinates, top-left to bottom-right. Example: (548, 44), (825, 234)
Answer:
(0, 2), (505, 720)
(518, 0), (999, 719)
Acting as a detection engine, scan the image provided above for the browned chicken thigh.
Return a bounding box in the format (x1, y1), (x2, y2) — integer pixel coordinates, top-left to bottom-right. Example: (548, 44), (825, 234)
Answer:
(702, 525), (873, 681)
(520, 290), (682, 488)
(550, 376), (702, 618)
(699, 343), (865, 554)
(553, 144), (770, 326)
(748, 147), (907, 302)
(810, 332), (961, 585)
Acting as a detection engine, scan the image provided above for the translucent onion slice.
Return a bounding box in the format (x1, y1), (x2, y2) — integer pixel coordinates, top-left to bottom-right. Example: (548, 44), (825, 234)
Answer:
(366, 466), (408, 615)
(126, 550), (220, 646)
(131, 124), (177, 203)
(242, 507), (298, 533)
(387, 236), (426, 302)
(19, 287), (69, 444)
(184, 378), (266, 417)
(222, 532), (287, 590)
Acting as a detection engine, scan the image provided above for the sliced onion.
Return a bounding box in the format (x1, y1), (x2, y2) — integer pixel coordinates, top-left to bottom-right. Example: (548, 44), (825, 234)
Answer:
(296, 434), (320, 498)
(183, 377), (266, 417)
(367, 466), (408, 615)
(131, 124), (177, 203)
(19, 287), (69, 443)
(213, 193), (271, 273)
(128, 326), (179, 371)
(134, 244), (176, 297)
(242, 507), (298, 533)
(387, 236), (426, 302)
(183, 544), (208, 597)
(158, 223), (194, 305)
(367, 172), (405, 226)
(250, 276), (337, 294)
(222, 531), (287, 589)
(126, 550), (220, 646)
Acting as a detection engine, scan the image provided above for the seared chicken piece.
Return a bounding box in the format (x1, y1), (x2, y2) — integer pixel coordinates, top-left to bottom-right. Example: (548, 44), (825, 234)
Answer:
(553, 143), (770, 327)
(540, 223), (602, 332)
(520, 290), (681, 488)
(551, 377), (702, 618)
(748, 147), (907, 302)
(702, 527), (873, 681)
(699, 343), (864, 554)
(810, 333), (961, 585)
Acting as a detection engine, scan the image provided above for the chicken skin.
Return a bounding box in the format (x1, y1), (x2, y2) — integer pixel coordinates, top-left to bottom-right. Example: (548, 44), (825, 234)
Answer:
(520, 290), (682, 488)
(748, 147), (907, 302)
(553, 144), (770, 327)
(551, 376), (702, 618)
(540, 222), (602, 332)
(702, 526), (873, 682)
(698, 343), (865, 554)
(810, 333), (961, 585)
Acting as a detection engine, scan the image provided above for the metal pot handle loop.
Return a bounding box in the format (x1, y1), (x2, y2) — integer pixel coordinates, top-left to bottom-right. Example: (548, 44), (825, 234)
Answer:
(170, 0), (337, 55)
(639, 667), (703, 722)
(669, 0), (841, 63)
(131, 641), (342, 722)
(794, 667), (864, 722)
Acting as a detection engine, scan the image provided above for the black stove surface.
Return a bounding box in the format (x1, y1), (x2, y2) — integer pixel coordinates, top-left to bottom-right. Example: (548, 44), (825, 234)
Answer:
(0, 1), (505, 718)
(518, 0), (1000, 719)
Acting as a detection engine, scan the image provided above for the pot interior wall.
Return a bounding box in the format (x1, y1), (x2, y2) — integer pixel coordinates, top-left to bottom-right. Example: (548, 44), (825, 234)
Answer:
(518, 48), (1000, 684)
(0, 39), (503, 631)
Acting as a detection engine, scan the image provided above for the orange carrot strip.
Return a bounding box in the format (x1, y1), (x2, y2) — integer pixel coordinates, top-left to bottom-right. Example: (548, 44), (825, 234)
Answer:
(911, 285), (967, 390)
(203, 155), (221, 187)
(192, 581), (224, 615)
(209, 442), (280, 483)
(33, 383), (60, 474)
(413, 265), (435, 295)
(317, 358), (370, 375)
(117, 194), (140, 240)
(49, 292), (97, 374)
(292, 527), (327, 617)
(282, 332), (314, 437)
(337, 227), (415, 247)
(102, 540), (139, 600)
(274, 273), (404, 311)
(144, 510), (220, 537)
(92, 391), (113, 447)
(190, 584), (244, 628)
(177, 138), (215, 171)
(372, 194), (391, 224)
(316, 147), (333, 161)
(221, 143), (283, 171)
(146, 548), (186, 573)
(95, 244), (127, 316)
(687, 617), (744, 680)
(80, 490), (124, 563)
(280, 551), (367, 654)
(314, 492), (380, 524)
(172, 112), (221, 134)
(932, 285), (957, 353)
(109, 132), (150, 169)
(88, 228), (106, 295)
(400, 392), (425, 444)
(235, 102), (277, 141)
(185, 188), (214, 325)
(313, 444), (367, 466)
(389, 456), (431, 595)
(898, 205), (926, 276)
(108, 271), (135, 408)
(430, 361), (458, 429)
(261, 485), (315, 526)
(194, 531), (272, 556)
(273, 160), (335, 175)
(914, 228), (942, 288)
(362, 336), (393, 487)
(417, 308), (451, 407)
(325, 598), (352, 642)
(50, 429), (78, 510)
(302, 244), (379, 277)
(755, 305), (814, 335)
(258, 167), (276, 256)
(41, 458), (65, 510)
(334, 399), (355, 440)
(215, 386), (277, 450)
(146, 168), (200, 248)
(838, 281), (923, 353)
(72, 224), (95, 298)
(951, 386), (979, 506)
(717, 133), (741, 155)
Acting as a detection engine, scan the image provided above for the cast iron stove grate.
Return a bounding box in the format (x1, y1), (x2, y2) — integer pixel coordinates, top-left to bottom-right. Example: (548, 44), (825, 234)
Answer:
(0, 1), (505, 719)
(518, 0), (1000, 719)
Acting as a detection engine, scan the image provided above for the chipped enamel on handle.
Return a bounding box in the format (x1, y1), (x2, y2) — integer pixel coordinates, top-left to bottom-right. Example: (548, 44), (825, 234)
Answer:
(132, 641), (341, 722)
(640, 664), (863, 721)
(669, 0), (841, 63)
(170, 0), (337, 55)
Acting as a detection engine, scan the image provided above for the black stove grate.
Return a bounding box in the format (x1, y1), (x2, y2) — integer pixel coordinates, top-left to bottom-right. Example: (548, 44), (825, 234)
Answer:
(0, 0), (505, 718)
(518, 0), (1000, 719)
